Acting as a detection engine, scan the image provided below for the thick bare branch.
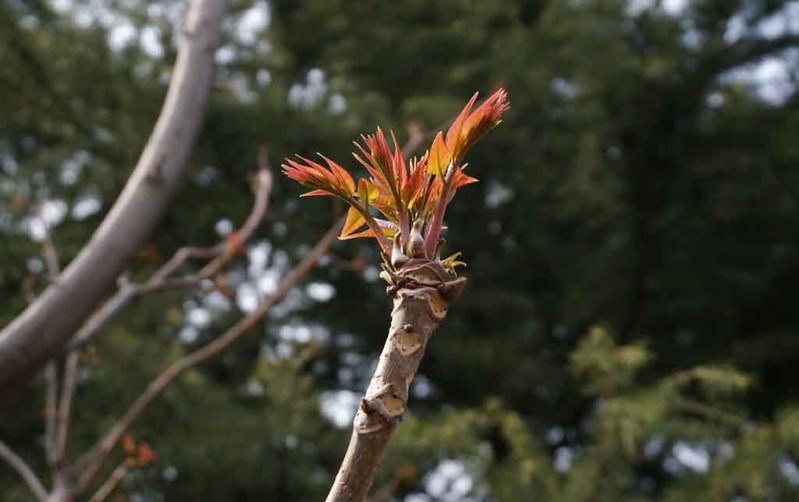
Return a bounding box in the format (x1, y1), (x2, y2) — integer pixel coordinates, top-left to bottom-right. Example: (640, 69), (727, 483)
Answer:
(326, 264), (465, 502)
(75, 221), (342, 495)
(0, 439), (49, 502)
(0, 0), (228, 394)
(67, 167), (272, 352)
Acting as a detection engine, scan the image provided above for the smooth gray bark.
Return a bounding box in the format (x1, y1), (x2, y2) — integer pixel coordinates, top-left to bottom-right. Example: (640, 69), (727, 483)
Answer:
(0, 0), (227, 396)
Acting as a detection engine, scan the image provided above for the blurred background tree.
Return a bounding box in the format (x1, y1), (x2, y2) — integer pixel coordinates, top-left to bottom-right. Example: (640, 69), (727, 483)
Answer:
(2, 0), (799, 501)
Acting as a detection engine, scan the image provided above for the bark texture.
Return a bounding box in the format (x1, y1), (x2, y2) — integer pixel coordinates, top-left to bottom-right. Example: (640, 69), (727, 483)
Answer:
(326, 263), (464, 502)
(0, 0), (227, 395)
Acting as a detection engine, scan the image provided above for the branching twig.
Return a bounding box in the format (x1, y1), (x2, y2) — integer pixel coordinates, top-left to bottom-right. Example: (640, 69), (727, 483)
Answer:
(74, 220), (343, 495)
(67, 167), (272, 352)
(0, 439), (48, 502)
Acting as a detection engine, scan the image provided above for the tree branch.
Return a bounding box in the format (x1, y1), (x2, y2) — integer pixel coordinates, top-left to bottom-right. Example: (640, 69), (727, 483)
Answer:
(0, 439), (48, 502)
(0, 0), (228, 394)
(66, 166), (272, 352)
(74, 220), (343, 496)
(325, 265), (464, 502)
(87, 461), (127, 502)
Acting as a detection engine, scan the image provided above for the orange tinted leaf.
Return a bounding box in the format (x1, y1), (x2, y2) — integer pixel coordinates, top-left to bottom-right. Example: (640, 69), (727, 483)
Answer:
(357, 178), (380, 205)
(445, 92), (478, 154)
(458, 88), (510, 156)
(452, 166), (479, 189)
(402, 155), (426, 209)
(428, 132), (451, 177)
(339, 206), (367, 240)
(319, 154), (355, 193)
(338, 227), (377, 241)
(298, 188), (331, 198)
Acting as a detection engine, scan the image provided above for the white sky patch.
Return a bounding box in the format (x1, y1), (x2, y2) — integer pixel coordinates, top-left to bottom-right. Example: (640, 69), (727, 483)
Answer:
(306, 282), (335, 302)
(551, 77), (579, 99)
(204, 290), (232, 312)
(186, 308), (211, 328)
(722, 55), (797, 105)
(554, 446), (574, 472)
(781, 457), (799, 485)
(411, 374), (435, 399)
(236, 283), (260, 312)
(215, 45), (237, 65)
(405, 495), (431, 502)
(277, 322), (331, 345)
(626, 0), (686, 17)
(362, 266), (380, 283)
(248, 241), (272, 277)
(140, 25), (164, 58)
(60, 150), (91, 186)
(279, 324), (313, 343)
(545, 426), (565, 445)
(672, 441), (710, 473)
(236, 2), (270, 45)
(661, 0), (688, 16)
(319, 390), (360, 428)
(289, 68), (328, 109)
(108, 23), (137, 52)
(485, 179), (514, 208)
(41, 199), (67, 225)
(71, 196), (102, 220)
(1, 152), (18, 175)
(50, 0), (72, 13)
(256, 69), (272, 88)
(257, 268), (280, 295)
(727, 2), (799, 43)
(424, 459), (474, 502)
(179, 325), (199, 344)
(162, 465), (178, 482)
(329, 93), (347, 115)
(215, 218), (233, 237)
(758, 2), (799, 39)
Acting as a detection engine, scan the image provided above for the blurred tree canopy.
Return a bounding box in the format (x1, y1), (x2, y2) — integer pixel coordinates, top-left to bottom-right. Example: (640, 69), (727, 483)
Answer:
(2, 0), (799, 501)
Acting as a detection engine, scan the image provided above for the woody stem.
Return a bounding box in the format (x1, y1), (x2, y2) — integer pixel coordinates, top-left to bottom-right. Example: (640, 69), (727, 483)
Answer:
(325, 276), (453, 502)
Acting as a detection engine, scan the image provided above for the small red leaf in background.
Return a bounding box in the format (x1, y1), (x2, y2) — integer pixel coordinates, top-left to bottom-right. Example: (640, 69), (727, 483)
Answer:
(137, 442), (158, 465)
(121, 434), (136, 454)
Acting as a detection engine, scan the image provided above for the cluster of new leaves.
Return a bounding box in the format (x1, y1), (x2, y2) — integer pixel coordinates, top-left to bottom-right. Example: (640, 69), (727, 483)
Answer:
(283, 89), (509, 273)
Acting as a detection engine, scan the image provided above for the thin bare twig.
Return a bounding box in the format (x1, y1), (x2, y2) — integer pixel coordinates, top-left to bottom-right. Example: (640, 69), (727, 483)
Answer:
(37, 216), (79, 492)
(75, 220), (343, 495)
(0, 439), (48, 502)
(44, 363), (58, 466)
(67, 167), (273, 352)
(53, 353), (79, 468)
(23, 271), (58, 470)
(87, 461), (128, 502)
